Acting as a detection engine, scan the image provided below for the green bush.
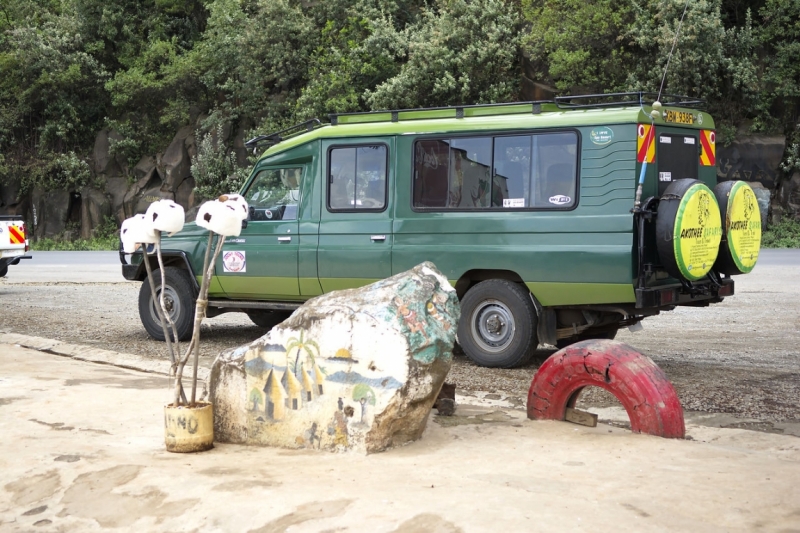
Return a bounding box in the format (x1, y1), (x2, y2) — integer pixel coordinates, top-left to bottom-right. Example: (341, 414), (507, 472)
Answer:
(190, 125), (251, 200)
(762, 217), (800, 248)
(32, 235), (119, 251)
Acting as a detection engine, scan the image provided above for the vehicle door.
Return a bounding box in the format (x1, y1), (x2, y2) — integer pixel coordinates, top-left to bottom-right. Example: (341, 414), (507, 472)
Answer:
(215, 166), (304, 299)
(317, 138), (393, 292)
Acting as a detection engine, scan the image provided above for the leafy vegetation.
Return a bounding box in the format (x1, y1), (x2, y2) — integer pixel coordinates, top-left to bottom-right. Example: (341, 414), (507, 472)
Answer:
(191, 125), (250, 200)
(31, 214), (119, 250)
(762, 217), (800, 248)
(0, 0), (798, 215)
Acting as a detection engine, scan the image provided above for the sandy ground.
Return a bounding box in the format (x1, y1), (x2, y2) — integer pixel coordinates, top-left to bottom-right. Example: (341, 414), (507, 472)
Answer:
(1, 344), (799, 533)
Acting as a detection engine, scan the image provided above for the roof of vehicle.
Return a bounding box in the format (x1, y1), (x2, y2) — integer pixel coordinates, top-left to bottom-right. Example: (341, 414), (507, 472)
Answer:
(254, 93), (714, 162)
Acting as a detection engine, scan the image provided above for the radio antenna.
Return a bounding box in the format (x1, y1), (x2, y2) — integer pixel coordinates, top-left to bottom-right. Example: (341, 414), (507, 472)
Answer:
(657, 0), (692, 103)
(634, 0), (692, 211)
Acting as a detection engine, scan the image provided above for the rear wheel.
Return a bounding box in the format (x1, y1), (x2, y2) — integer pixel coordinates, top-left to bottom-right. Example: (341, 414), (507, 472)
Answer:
(138, 267), (195, 342)
(457, 280), (538, 368)
(0, 263), (7, 278)
(247, 310), (291, 330)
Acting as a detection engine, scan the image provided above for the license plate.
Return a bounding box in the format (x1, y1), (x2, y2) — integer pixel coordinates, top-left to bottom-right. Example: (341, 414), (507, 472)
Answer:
(665, 110), (695, 125)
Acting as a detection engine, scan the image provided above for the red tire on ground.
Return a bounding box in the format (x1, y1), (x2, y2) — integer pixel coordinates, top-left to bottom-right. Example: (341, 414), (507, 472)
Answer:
(527, 339), (685, 438)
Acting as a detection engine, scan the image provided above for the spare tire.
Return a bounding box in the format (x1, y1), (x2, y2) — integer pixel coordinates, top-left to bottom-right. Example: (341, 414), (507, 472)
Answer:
(656, 179), (722, 282)
(713, 180), (761, 275)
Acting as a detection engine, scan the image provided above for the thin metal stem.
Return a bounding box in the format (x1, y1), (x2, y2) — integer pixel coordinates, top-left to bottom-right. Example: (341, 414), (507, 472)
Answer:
(143, 241), (185, 404)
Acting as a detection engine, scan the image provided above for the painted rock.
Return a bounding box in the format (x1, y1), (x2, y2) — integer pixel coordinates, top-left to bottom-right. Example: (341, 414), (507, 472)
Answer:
(209, 261), (460, 454)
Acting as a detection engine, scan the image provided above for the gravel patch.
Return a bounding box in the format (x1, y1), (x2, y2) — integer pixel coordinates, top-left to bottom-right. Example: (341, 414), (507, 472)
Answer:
(1, 260), (798, 425)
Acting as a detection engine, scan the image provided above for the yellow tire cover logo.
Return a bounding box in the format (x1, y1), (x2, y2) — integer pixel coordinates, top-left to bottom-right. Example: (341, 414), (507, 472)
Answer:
(726, 181), (761, 273)
(674, 184), (722, 281)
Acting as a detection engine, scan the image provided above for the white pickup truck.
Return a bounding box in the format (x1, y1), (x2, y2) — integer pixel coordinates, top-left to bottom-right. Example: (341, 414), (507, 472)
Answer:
(0, 215), (30, 277)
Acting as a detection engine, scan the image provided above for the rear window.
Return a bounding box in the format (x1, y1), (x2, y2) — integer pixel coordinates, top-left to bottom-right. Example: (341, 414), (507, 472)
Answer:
(413, 132), (578, 210)
(656, 132), (698, 196)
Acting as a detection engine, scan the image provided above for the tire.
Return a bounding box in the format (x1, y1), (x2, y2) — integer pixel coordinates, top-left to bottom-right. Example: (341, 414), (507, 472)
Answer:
(138, 266), (195, 342)
(457, 279), (538, 368)
(555, 328), (618, 349)
(0, 264), (7, 278)
(527, 339), (685, 438)
(247, 310), (291, 330)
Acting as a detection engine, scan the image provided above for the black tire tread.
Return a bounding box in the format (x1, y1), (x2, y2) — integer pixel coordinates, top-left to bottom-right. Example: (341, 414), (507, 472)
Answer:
(138, 266), (195, 342)
(457, 279), (538, 368)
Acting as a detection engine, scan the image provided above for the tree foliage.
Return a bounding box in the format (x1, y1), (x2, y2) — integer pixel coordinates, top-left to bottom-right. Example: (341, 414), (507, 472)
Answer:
(0, 0), (797, 195)
(522, 0), (635, 94)
(368, 0), (522, 109)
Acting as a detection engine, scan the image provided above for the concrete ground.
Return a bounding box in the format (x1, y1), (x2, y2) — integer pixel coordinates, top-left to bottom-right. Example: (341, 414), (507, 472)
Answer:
(1, 343), (799, 532)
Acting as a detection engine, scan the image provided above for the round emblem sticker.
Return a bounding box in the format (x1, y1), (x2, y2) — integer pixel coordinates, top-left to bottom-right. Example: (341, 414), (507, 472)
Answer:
(590, 127), (614, 145)
(222, 251), (246, 273)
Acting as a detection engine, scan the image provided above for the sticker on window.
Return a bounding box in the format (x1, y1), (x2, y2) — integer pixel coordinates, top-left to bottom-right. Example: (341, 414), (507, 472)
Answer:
(223, 251), (246, 273)
(684, 137), (696, 145)
(659, 172), (672, 182)
(503, 198), (525, 208)
(548, 195), (572, 206)
(660, 136), (672, 144)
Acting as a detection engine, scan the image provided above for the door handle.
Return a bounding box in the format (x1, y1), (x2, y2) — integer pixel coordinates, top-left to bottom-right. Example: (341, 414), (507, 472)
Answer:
(278, 236), (292, 243)
(370, 235), (386, 242)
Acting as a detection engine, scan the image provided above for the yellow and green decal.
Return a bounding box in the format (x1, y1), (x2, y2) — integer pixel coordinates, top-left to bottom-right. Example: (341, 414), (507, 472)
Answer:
(673, 183), (722, 281)
(724, 181), (761, 273)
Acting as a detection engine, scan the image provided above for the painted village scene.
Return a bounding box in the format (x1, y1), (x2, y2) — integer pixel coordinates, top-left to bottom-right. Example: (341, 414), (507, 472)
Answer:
(240, 262), (460, 453)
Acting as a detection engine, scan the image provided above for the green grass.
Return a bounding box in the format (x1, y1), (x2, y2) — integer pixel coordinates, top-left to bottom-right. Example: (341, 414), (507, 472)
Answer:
(761, 217), (800, 248)
(32, 235), (119, 251)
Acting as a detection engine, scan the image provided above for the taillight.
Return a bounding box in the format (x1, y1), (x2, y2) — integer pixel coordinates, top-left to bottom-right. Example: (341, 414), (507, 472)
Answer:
(21, 223), (29, 252)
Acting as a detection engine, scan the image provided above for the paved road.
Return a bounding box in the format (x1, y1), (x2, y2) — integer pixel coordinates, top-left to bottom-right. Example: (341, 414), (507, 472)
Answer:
(4, 251), (123, 283)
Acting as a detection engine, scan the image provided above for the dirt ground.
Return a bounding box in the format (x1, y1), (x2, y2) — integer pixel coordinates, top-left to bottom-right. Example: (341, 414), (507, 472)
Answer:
(2, 344), (800, 533)
(0, 252), (798, 432)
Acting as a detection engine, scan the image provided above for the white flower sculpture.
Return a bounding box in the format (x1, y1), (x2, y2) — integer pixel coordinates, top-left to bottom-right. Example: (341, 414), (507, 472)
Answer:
(196, 195), (248, 237)
(121, 194), (249, 408)
(146, 199), (185, 235)
(120, 214), (156, 254)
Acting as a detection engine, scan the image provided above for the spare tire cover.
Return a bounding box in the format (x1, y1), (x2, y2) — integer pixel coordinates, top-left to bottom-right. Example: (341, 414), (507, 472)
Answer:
(713, 180), (761, 275)
(656, 179), (722, 282)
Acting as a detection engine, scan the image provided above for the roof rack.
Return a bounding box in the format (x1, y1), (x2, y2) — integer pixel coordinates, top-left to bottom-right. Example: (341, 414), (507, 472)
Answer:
(245, 118), (323, 154)
(555, 92), (705, 110)
(328, 101), (556, 126)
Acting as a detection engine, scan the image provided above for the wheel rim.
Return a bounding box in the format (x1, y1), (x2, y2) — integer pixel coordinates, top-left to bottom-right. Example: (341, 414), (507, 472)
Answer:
(470, 299), (516, 353)
(150, 284), (181, 326)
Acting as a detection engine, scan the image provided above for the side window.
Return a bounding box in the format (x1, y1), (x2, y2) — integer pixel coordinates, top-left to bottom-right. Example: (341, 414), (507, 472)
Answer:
(533, 132), (578, 208)
(493, 136), (531, 208)
(449, 137), (492, 208)
(328, 145), (387, 211)
(244, 167), (303, 221)
(413, 132), (577, 210)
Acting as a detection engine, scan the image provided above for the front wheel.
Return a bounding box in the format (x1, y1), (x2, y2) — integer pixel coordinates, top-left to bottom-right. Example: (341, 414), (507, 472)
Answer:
(138, 266), (195, 342)
(457, 280), (538, 368)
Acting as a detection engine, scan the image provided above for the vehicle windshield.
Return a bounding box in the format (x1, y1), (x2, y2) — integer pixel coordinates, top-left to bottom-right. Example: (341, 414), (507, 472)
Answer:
(244, 167), (303, 221)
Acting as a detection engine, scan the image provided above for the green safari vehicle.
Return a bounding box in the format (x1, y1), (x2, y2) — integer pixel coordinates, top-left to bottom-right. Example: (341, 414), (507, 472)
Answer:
(121, 93), (762, 368)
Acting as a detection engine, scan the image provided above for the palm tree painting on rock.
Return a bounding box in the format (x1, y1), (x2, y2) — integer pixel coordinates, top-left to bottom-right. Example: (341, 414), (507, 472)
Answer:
(285, 330), (320, 376)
